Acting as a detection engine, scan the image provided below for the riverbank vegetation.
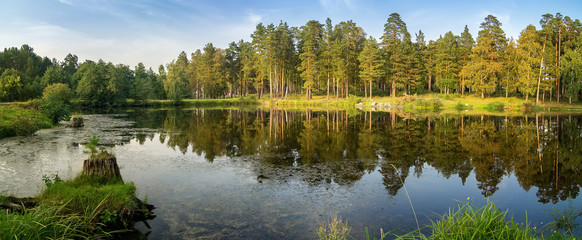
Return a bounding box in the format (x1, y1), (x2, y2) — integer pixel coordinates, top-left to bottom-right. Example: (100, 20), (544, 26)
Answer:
(0, 82), (72, 138)
(0, 102), (52, 138)
(1, 138), (154, 239)
(0, 174), (144, 239)
(1, 13), (581, 107)
(317, 200), (579, 240)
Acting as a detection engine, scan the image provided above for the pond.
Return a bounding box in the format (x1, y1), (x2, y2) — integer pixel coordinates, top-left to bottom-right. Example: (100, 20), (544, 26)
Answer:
(1, 108), (581, 239)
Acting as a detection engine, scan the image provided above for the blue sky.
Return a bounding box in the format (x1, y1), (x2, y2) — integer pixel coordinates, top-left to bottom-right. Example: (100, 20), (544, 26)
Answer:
(1, 0), (580, 69)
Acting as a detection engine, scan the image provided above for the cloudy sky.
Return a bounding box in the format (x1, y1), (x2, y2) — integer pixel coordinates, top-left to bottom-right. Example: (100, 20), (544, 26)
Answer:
(1, 0), (580, 69)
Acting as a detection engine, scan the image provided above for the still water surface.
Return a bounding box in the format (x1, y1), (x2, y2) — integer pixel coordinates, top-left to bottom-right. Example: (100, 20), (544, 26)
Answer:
(1, 109), (581, 239)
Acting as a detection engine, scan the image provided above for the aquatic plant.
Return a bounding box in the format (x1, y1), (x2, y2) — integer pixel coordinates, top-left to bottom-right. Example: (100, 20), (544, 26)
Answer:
(545, 197), (582, 236)
(317, 214), (351, 240)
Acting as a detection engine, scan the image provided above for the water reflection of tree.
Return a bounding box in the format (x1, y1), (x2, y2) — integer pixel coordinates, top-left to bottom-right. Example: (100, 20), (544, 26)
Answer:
(425, 117), (472, 185)
(460, 118), (505, 197)
(132, 109), (582, 203)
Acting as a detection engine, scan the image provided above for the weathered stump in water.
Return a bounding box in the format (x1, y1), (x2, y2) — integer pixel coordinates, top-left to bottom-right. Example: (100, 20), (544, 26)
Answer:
(82, 154), (122, 179)
(71, 116), (84, 127)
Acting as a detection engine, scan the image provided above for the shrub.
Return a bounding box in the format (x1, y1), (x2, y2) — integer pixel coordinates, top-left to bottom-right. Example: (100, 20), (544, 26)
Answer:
(412, 98), (443, 110)
(42, 83), (72, 103)
(11, 111), (50, 136)
(454, 102), (466, 111)
(522, 102), (534, 113)
(347, 95), (362, 106)
(485, 102), (505, 112)
(39, 94), (71, 124)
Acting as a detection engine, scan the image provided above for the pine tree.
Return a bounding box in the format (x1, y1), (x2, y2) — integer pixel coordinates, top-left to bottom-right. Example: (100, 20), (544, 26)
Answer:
(358, 37), (383, 99)
(298, 20), (323, 100)
(381, 13), (411, 97)
(458, 26), (475, 95)
(434, 32), (459, 94)
(164, 52), (189, 104)
(463, 15), (507, 98)
(502, 39), (519, 97)
(516, 25), (542, 101)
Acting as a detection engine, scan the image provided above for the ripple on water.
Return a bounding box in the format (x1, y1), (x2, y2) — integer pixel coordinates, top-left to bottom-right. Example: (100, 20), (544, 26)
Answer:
(0, 114), (155, 196)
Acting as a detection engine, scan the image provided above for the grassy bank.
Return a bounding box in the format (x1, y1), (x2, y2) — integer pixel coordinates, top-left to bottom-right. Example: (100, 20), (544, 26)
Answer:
(69, 93), (582, 114)
(124, 96), (260, 108)
(318, 200), (578, 240)
(0, 174), (145, 239)
(272, 94), (582, 114)
(0, 102), (52, 138)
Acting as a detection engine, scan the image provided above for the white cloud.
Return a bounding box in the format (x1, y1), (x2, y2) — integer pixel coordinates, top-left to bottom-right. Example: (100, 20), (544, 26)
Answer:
(319, 0), (353, 11)
(247, 11), (262, 24)
(58, 0), (72, 5)
(1, 20), (179, 69)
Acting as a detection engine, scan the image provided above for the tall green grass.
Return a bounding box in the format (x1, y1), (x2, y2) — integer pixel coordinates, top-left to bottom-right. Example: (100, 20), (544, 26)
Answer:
(0, 205), (96, 240)
(317, 214), (351, 240)
(1, 174), (137, 239)
(0, 103), (52, 138)
(38, 175), (135, 214)
(422, 200), (533, 240)
(319, 201), (544, 240)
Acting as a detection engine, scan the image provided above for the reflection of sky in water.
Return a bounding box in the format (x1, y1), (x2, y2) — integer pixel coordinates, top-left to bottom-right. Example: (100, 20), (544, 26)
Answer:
(116, 134), (580, 239)
(1, 112), (581, 239)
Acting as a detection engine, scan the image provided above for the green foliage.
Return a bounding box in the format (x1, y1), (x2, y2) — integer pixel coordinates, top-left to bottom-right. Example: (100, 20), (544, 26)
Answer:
(75, 60), (129, 107)
(42, 174), (63, 187)
(317, 215), (351, 240)
(0, 68), (23, 102)
(85, 135), (100, 157)
(347, 95), (362, 106)
(410, 98), (443, 110)
(299, 20), (324, 100)
(0, 204), (100, 239)
(101, 209), (117, 224)
(38, 174), (135, 216)
(0, 173), (136, 239)
(12, 111), (52, 136)
(359, 37), (384, 99)
(454, 102), (468, 111)
(522, 102), (534, 112)
(39, 94), (71, 124)
(425, 200), (534, 240)
(485, 101), (506, 111)
(545, 197), (582, 236)
(0, 104), (51, 138)
(365, 227), (389, 240)
(42, 83), (72, 103)
(131, 62), (154, 105)
(164, 53), (190, 104)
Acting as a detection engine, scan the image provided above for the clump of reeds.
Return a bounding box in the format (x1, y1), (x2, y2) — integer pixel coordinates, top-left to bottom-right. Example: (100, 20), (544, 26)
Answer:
(317, 214), (352, 240)
(424, 200), (534, 240)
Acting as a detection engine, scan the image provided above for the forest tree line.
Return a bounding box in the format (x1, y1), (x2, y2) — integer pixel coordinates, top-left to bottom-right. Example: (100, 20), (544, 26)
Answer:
(1, 12), (581, 106)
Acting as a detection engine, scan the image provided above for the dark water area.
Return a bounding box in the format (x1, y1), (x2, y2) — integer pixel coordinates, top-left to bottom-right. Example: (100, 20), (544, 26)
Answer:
(1, 108), (582, 239)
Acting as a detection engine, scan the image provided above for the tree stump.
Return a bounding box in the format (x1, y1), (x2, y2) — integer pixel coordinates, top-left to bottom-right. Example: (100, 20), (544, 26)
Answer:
(71, 116), (84, 127)
(82, 154), (122, 179)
